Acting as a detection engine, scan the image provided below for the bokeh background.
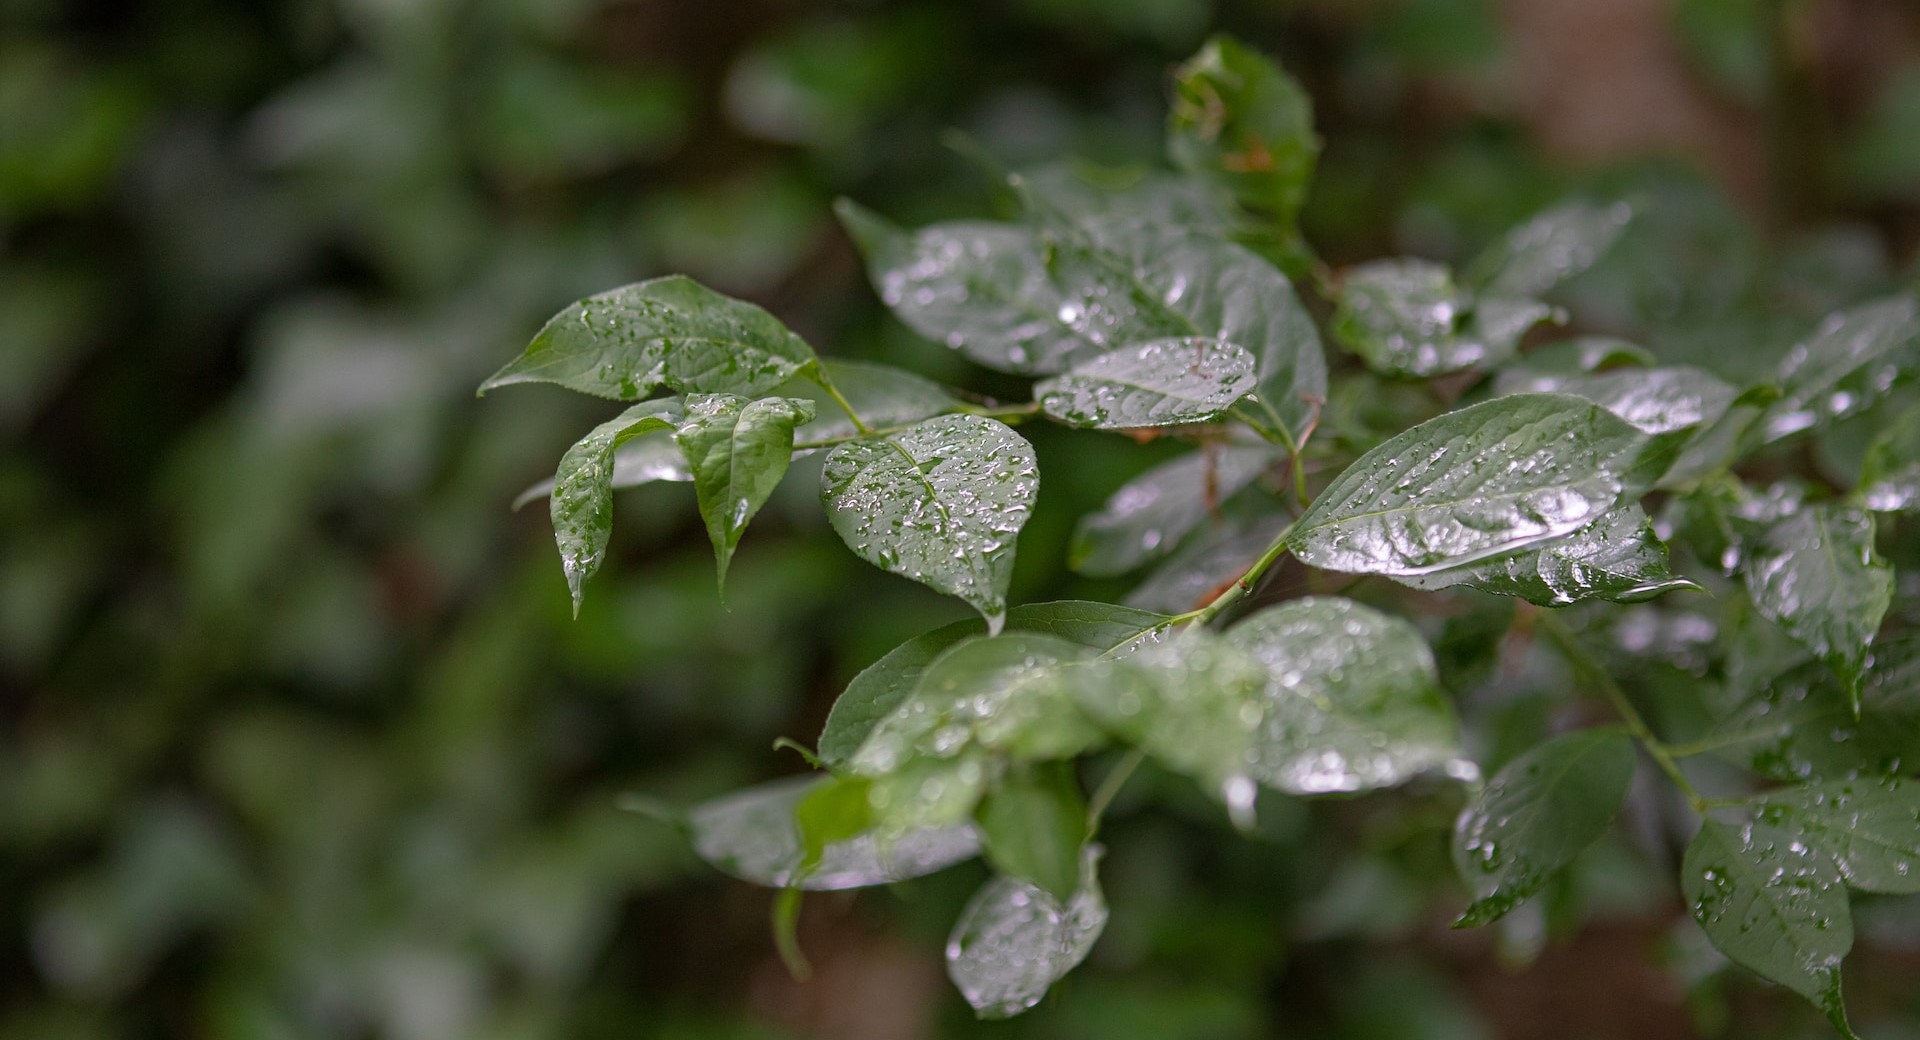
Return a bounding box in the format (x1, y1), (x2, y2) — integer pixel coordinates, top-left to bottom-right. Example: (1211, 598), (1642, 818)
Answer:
(7, 1), (1920, 1038)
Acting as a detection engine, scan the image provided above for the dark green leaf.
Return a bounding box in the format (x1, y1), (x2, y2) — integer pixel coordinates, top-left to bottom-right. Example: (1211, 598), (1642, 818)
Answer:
(1742, 504), (1892, 708)
(550, 400), (684, 614)
(482, 275), (818, 399)
(1492, 336), (1656, 395)
(1124, 512), (1288, 615)
(820, 415), (1039, 631)
(1757, 293), (1920, 444)
(947, 846), (1106, 1019)
(1036, 337), (1257, 429)
(1858, 403), (1920, 511)
(674, 393), (815, 589)
(1400, 505), (1699, 606)
(1071, 443), (1275, 576)
(975, 763), (1088, 903)
(1452, 728), (1636, 926)
(1289, 394), (1650, 576)
(1706, 645), (1920, 783)
(687, 775), (977, 890)
(1501, 365), (1737, 438)
(1225, 597), (1465, 794)
(1332, 259), (1554, 379)
(1753, 778), (1920, 894)
(1466, 200), (1634, 299)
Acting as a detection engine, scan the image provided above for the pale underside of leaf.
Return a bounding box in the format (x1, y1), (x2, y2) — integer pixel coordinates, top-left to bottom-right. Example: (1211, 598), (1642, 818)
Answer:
(688, 775), (979, 891)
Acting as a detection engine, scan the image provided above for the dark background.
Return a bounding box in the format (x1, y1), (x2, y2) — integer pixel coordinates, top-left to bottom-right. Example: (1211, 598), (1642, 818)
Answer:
(6, 1), (1920, 1037)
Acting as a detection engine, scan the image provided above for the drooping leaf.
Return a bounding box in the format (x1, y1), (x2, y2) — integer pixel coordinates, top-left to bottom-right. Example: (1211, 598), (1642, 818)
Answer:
(1452, 727), (1636, 926)
(946, 846), (1107, 1019)
(549, 399), (684, 614)
(1400, 505), (1700, 606)
(792, 774), (873, 876)
(512, 430), (689, 511)
(1683, 816), (1857, 1037)
(1035, 337), (1257, 429)
(481, 275), (818, 399)
(1331, 259), (1555, 379)
(820, 415), (1039, 631)
(1288, 394), (1650, 577)
(779, 359), (959, 444)
(1466, 200), (1635, 299)
(1124, 512), (1289, 615)
(1071, 443), (1276, 577)
(1224, 597), (1466, 795)
(1492, 336), (1656, 395)
(1757, 293), (1920, 444)
(1857, 403), (1920, 511)
(1706, 647), (1920, 783)
(674, 394), (815, 589)
(687, 775), (978, 890)
(975, 762), (1088, 903)
(1500, 365), (1737, 439)
(1741, 504), (1892, 709)
(817, 602), (1173, 767)
(1753, 778), (1920, 894)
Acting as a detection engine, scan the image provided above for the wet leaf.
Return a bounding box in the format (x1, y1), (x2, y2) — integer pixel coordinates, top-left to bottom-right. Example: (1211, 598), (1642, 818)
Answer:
(1706, 647), (1920, 783)
(1503, 365), (1737, 439)
(820, 415), (1039, 630)
(674, 393), (815, 590)
(1400, 505), (1699, 606)
(1071, 443), (1276, 577)
(976, 762), (1088, 903)
(1757, 293), (1920, 444)
(1017, 163), (1238, 236)
(1288, 394), (1650, 577)
(868, 753), (993, 837)
(1741, 504), (1891, 709)
(1452, 727), (1636, 926)
(1857, 403), (1920, 511)
(550, 399), (685, 614)
(1124, 512), (1289, 615)
(482, 275), (818, 399)
(512, 430), (689, 511)
(687, 775), (978, 891)
(783, 359), (959, 444)
(1036, 337), (1257, 429)
(1225, 597), (1465, 795)
(1753, 778), (1920, 894)
(1466, 200), (1634, 299)
(947, 846), (1107, 1019)
(1492, 336), (1656, 395)
(1332, 259), (1554, 379)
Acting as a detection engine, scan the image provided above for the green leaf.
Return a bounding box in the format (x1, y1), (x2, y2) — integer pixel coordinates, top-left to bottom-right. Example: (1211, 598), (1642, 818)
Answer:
(1501, 365), (1737, 438)
(1035, 337), (1257, 429)
(512, 429), (688, 511)
(1706, 649), (1920, 783)
(817, 602), (1173, 767)
(1492, 336), (1656, 395)
(1224, 597), (1465, 794)
(793, 774), (873, 876)
(1683, 816), (1857, 1037)
(1858, 403), (1920, 511)
(1016, 163), (1240, 236)
(1071, 443), (1276, 577)
(550, 399), (684, 614)
(1400, 505), (1700, 606)
(868, 753), (993, 837)
(481, 275), (818, 399)
(1742, 504), (1892, 709)
(674, 393), (815, 590)
(781, 359), (959, 444)
(1124, 513), (1289, 615)
(1289, 394), (1651, 576)
(946, 846), (1107, 1019)
(975, 762), (1088, 903)
(1753, 778), (1920, 894)
(1757, 293), (1920, 444)
(687, 775), (978, 890)
(1331, 259), (1555, 379)
(836, 200), (1090, 375)
(1466, 200), (1634, 299)
(820, 415), (1039, 631)
(1452, 727), (1636, 926)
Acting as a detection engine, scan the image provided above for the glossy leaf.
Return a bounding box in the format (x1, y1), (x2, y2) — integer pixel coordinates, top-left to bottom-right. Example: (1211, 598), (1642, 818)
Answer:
(549, 400), (684, 614)
(1332, 259), (1554, 379)
(867, 753), (993, 837)
(975, 763), (1088, 903)
(512, 430), (689, 511)
(674, 394), (815, 589)
(1742, 504), (1892, 709)
(482, 275), (818, 399)
(1466, 200), (1634, 299)
(1706, 647), (1920, 783)
(1754, 778), (1920, 894)
(782, 359), (959, 444)
(1401, 505), (1699, 606)
(947, 846), (1106, 1019)
(1858, 403), (1920, 511)
(1289, 394), (1649, 577)
(820, 415), (1039, 631)
(687, 775), (977, 891)
(1492, 336), (1656, 395)
(1225, 597), (1465, 795)
(1071, 443), (1275, 577)
(1757, 293), (1920, 444)
(1452, 728), (1636, 926)
(1503, 365), (1737, 438)
(1124, 513), (1288, 615)
(1036, 337), (1256, 429)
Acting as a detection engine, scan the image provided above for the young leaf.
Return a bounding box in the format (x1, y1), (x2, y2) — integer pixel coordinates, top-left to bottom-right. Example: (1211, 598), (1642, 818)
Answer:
(1742, 504), (1892, 709)
(779, 359), (959, 444)
(820, 415), (1039, 632)
(550, 399), (685, 614)
(1288, 393), (1649, 577)
(1035, 337), (1257, 429)
(512, 430), (688, 511)
(1683, 816), (1857, 1038)
(674, 394), (816, 590)
(975, 762), (1088, 903)
(946, 846), (1107, 1019)
(1492, 336), (1656, 395)
(1452, 727), (1636, 926)
(1857, 403), (1920, 511)
(481, 275), (818, 399)
(1071, 443), (1276, 577)
(687, 775), (978, 890)
(1466, 200), (1634, 299)
(817, 602), (1173, 767)
(1331, 259), (1554, 379)
(793, 774), (873, 876)
(1400, 505), (1699, 606)
(1754, 778), (1920, 894)
(1757, 293), (1920, 444)
(1224, 597), (1466, 795)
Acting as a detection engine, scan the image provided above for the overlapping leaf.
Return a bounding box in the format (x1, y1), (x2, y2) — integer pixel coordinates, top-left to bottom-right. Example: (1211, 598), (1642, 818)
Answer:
(674, 393), (815, 589)
(1741, 504), (1891, 708)
(1071, 443), (1275, 576)
(1757, 293), (1920, 444)
(1492, 336), (1655, 395)
(1332, 259), (1555, 379)
(549, 399), (684, 613)
(1036, 337), (1256, 429)
(975, 763), (1088, 903)
(1466, 200), (1635, 299)
(687, 775), (978, 890)
(1400, 505), (1698, 606)
(1858, 403), (1920, 511)
(1706, 644), (1920, 783)
(947, 847), (1107, 1019)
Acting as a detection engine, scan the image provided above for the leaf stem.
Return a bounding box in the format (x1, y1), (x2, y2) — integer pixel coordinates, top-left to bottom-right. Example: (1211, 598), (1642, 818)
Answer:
(792, 401), (1040, 452)
(1086, 749), (1146, 835)
(1185, 519), (1299, 628)
(810, 368), (873, 435)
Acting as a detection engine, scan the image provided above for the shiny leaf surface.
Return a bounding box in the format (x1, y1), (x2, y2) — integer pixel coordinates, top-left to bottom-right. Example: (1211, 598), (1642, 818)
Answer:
(1400, 505), (1699, 606)
(1332, 259), (1554, 379)
(1758, 293), (1920, 444)
(688, 775), (978, 891)
(1741, 504), (1892, 708)
(946, 846), (1106, 1019)
(1071, 443), (1275, 577)
(674, 393), (815, 589)
(1036, 337), (1257, 429)
(549, 399), (684, 614)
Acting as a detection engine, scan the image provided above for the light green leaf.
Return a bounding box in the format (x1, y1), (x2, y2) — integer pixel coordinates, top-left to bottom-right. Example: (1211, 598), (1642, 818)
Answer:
(1753, 778), (1920, 894)
(482, 275), (817, 399)
(975, 763), (1088, 903)
(1466, 200), (1634, 299)
(793, 774), (873, 876)
(1289, 394), (1650, 576)
(675, 393), (815, 589)
(781, 359), (960, 444)
(947, 846), (1107, 1019)
(1492, 336), (1656, 395)
(1332, 259), (1555, 379)
(1683, 816), (1857, 1037)
(1757, 293), (1920, 444)
(868, 753), (992, 838)
(1036, 337), (1257, 429)
(1071, 443), (1275, 577)
(1742, 504), (1892, 709)
(687, 775), (978, 890)
(550, 399), (684, 614)
(1225, 597), (1465, 795)
(820, 415), (1039, 631)
(1452, 728), (1636, 926)
(1858, 403), (1920, 511)
(1400, 505), (1699, 606)
(817, 602), (1173, 767)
